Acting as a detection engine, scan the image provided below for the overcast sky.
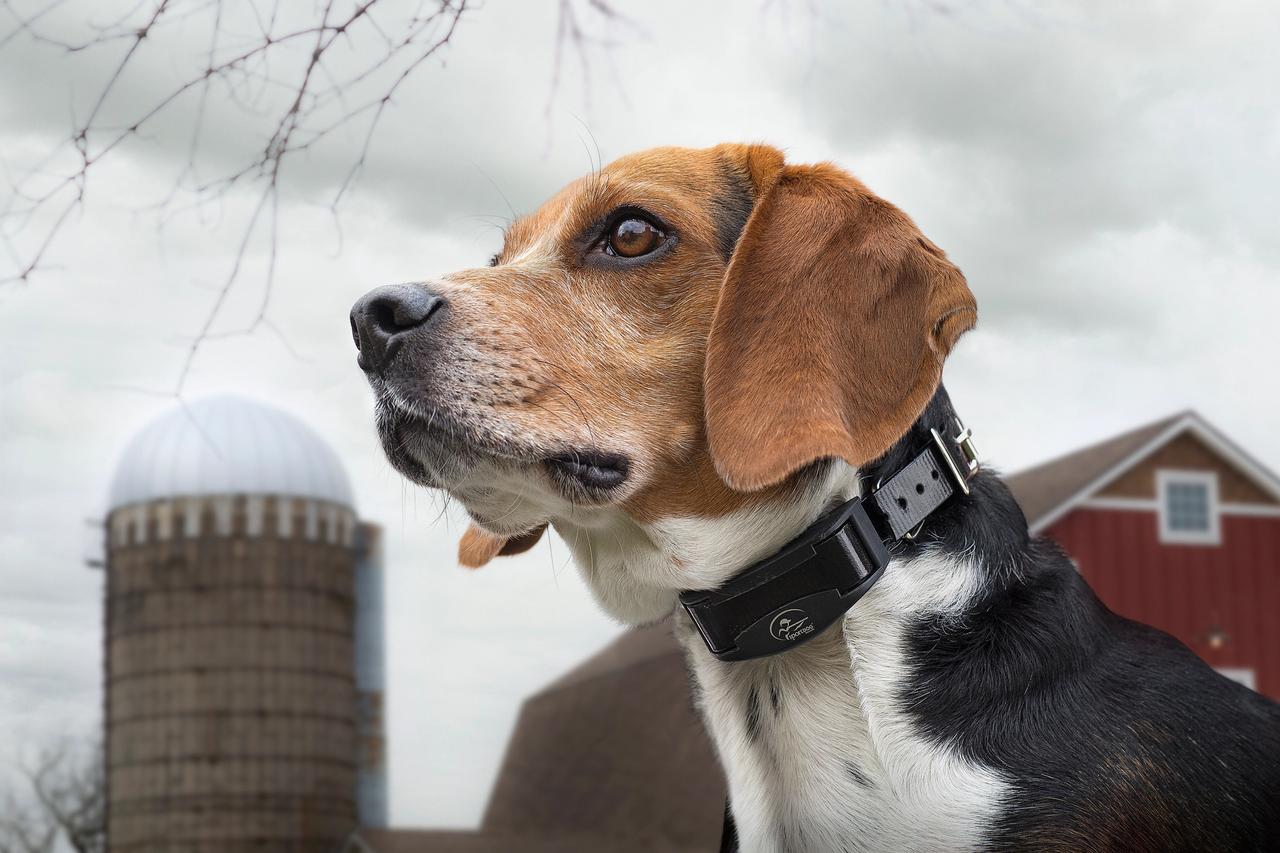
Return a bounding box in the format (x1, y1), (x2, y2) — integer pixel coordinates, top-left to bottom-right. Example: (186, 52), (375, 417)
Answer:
(1, 0), (1278, 830)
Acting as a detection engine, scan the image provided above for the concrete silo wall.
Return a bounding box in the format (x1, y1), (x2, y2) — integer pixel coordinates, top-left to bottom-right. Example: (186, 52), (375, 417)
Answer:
(354, 522), (388, 828)
(106, 494), (359, 852)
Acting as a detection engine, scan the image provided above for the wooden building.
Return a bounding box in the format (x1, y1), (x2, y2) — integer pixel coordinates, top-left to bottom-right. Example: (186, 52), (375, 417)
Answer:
(360, 622), (726, 852)
(1007, 410), (1280, 699)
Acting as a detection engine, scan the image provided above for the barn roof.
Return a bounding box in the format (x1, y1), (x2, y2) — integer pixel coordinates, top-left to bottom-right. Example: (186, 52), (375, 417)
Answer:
(480, 621), (724, 848)
(533, 619), (677, 696)
(355, 623), (722, 852)
(1004, 411), (1186, 528)
(1006, 410), (1280, 533)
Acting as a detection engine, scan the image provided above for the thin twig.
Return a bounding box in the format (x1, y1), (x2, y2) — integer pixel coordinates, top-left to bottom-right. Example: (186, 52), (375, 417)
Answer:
(1, 0), (622, 400)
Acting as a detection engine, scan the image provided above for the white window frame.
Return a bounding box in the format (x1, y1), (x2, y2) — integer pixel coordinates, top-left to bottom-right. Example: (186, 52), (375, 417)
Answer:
(1156, 469), (1221, 545)
(1215, 667), (1256, 691)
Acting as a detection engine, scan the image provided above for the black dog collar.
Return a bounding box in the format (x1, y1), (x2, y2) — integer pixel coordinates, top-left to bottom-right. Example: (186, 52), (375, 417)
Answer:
(679, 418), (981, 662)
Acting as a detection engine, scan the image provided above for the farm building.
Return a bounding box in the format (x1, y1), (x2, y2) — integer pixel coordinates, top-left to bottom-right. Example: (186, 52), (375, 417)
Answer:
(362, 622), (726, 852)
(104, 396), (387, 852)
(1006, 410), (1280, 699)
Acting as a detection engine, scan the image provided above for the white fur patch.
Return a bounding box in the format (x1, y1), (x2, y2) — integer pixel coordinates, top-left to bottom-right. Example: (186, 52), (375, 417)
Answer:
(646, 463), (862, 591)
(841, 552), (1011, 850)
(680, 551), (1009, 852)
(552, 506), (679, 624)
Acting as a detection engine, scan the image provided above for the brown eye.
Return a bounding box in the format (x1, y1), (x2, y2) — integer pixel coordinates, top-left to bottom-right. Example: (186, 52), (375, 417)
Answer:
(607, 217), (664, 258)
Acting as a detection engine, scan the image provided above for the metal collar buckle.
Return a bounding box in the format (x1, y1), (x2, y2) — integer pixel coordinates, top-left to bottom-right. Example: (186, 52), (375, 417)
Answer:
(930, 417), (980, 497)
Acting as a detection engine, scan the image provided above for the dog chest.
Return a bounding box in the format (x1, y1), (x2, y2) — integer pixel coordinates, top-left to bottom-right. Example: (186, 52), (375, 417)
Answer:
(677, 560), (1010, 853)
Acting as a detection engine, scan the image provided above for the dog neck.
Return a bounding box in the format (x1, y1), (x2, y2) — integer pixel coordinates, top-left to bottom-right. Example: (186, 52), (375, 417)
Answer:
(553, 388), (1021, 851)
(686, 391), (1016, 851)
(550, 386), (1005, 625)
(548, 458), (862, 625)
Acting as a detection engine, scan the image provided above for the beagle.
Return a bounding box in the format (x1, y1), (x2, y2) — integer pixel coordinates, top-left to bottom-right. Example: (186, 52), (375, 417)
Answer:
(351, 144), (1280, 852)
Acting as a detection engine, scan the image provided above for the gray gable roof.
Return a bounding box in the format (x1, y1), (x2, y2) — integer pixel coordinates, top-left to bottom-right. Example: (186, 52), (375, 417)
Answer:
(1004, 411), (1187, 528)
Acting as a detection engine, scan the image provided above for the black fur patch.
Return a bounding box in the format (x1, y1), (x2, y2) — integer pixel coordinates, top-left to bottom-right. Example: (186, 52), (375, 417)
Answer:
(769, 679), (782, 715)
(719, 801), (739, 853)
(844, 760), (872, 788)
(745, 685), (763, 745)
(862, 387), (1280, 851)
(711, 163), (755, 263)
(684, 667), (703, 710)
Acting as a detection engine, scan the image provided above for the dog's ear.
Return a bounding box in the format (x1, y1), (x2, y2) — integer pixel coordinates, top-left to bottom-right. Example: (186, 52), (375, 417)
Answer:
(705, 159), (976, 492)
(458, 524), (546, 569)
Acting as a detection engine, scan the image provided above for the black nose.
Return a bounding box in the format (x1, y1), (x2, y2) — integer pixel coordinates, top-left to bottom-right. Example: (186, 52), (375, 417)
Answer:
(350, 284), (447, 373)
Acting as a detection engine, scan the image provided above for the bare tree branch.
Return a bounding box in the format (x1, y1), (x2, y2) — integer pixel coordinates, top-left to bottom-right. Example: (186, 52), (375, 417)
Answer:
(0, 0), (622, 397)
(546, 0), (637, 120)
(0, 740), (104, 853)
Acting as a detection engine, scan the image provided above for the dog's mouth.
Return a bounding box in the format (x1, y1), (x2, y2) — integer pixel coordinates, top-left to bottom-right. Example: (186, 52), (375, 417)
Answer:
(374, 394), (631, 501)
(544, 451), (630, 495)
(375, 404), (441, 486)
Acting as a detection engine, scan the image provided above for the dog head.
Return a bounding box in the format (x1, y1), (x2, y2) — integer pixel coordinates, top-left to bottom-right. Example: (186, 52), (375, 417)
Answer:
(351, 144), (974, 618)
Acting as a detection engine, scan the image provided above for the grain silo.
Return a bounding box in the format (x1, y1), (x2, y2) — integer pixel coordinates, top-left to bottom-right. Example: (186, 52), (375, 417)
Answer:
(103, 395), (387, 852)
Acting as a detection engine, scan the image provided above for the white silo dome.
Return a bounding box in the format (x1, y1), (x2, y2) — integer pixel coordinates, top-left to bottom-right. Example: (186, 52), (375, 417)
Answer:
(108, 395), (355, 511)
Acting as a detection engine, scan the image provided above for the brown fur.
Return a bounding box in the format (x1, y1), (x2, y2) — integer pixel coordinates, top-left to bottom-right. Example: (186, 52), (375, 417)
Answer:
(706, 160), (976, 491)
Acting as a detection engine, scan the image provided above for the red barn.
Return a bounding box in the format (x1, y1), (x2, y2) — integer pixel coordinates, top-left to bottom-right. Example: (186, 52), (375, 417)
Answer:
(1006, 411), (1280, 700)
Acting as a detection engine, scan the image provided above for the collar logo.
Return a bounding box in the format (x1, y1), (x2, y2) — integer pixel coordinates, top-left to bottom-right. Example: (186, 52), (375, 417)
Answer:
(769, 608), (814, 643)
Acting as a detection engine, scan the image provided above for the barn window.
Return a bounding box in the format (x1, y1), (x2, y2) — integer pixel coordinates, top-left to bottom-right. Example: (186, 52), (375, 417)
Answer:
(1157, 470), (1220, 545)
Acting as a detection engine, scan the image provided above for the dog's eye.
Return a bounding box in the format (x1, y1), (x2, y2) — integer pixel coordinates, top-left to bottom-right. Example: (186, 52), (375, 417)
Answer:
(607, 217), (664, 258)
